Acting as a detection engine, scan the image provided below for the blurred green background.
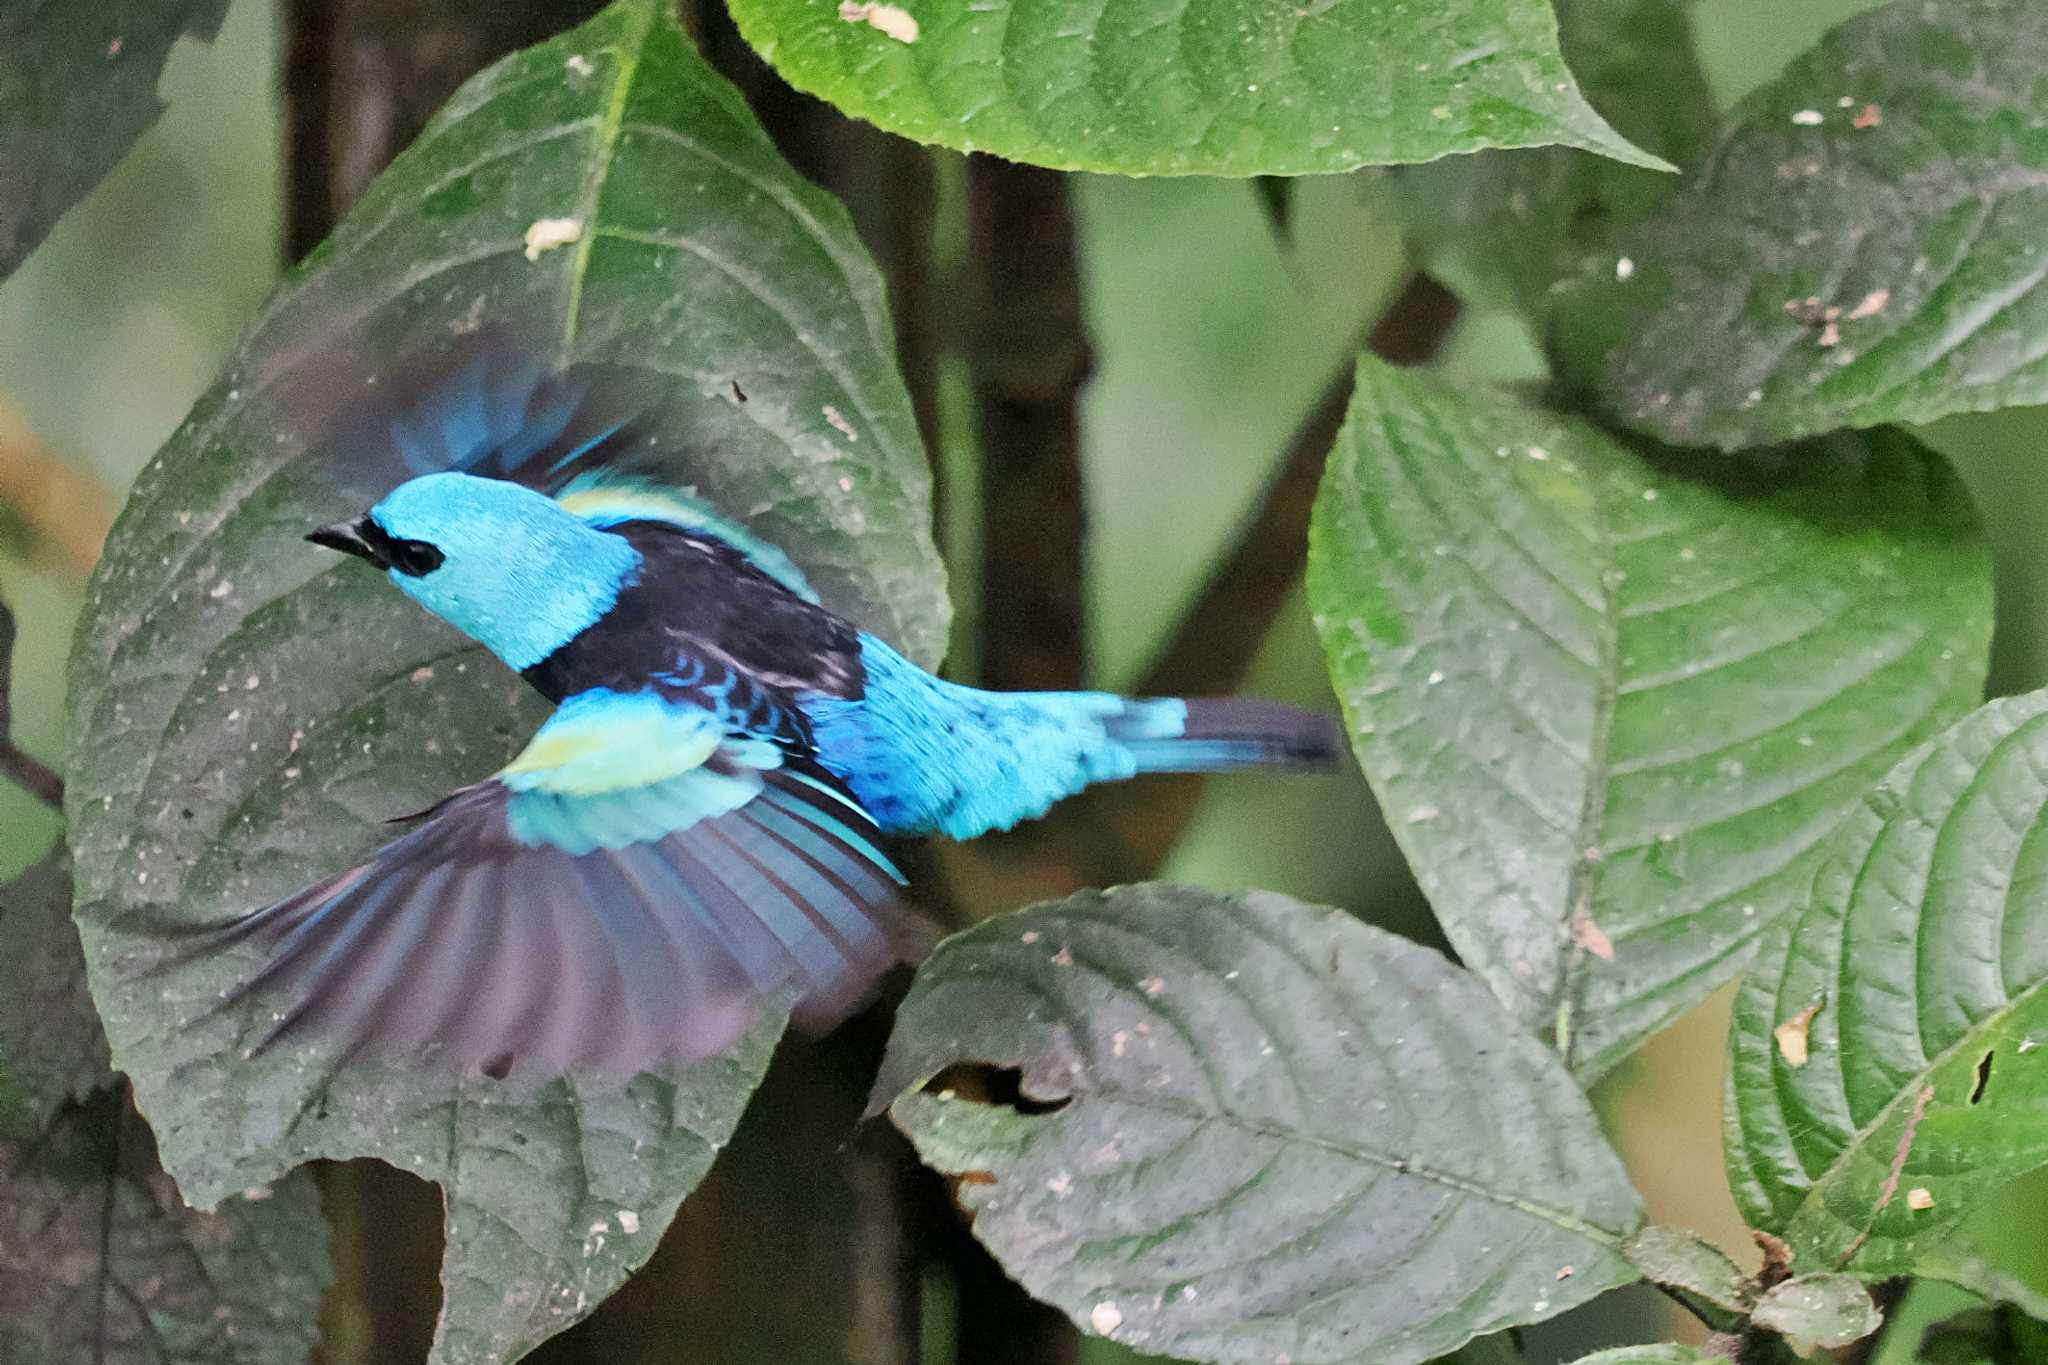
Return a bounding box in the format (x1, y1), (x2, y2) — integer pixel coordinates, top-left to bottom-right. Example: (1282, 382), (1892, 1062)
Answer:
(3, 0), (2044, 1359)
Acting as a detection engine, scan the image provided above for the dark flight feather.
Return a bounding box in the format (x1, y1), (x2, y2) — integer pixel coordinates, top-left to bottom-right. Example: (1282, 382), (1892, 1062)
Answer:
(207, 756), (915, 1083)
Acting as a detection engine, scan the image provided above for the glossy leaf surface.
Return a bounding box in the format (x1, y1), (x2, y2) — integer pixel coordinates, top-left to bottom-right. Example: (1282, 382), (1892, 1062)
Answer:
(1555, 0), (2048, 448)
(1381, 0), (1713, 313)
(1726, 691), (2048, 1274)
(726, 0), (1667, 175)
(1308, 361), (1991, 1077)
(878, 884), (1646, 1365)
(1750, 1273), (1882, 1348)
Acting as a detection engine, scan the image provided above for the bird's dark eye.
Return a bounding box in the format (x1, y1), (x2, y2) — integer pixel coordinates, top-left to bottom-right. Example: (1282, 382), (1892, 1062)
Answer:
(388, 538), (445, 577)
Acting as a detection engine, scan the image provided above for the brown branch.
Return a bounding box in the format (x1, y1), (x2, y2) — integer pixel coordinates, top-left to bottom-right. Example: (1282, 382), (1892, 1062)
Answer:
(1837, 1084), (1935, 1268)
(843, 1123), (924, 1365)
(1073, 272), (1459, 875)
(0, 599), (63, 810)
(1138, 271), (1460, 698)
(676, 22), (991, 1365)
(0, 743), (61, 812)
(922, 158), (1109, 906)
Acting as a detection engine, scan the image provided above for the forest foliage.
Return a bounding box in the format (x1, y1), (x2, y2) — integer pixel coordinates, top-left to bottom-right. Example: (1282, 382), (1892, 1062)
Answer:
(4, 0), (2048, 1362)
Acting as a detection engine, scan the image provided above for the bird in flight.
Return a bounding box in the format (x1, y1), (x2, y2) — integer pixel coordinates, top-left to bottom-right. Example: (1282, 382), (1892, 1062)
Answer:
(210, 345), (1340, 1085)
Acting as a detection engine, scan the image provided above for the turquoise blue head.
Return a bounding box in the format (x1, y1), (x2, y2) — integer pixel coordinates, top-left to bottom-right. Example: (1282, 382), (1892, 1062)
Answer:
(309, 471), (639, 670)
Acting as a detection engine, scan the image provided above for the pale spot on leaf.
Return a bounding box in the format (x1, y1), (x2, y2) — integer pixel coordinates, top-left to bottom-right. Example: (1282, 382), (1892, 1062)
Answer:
(1775, 1001), (1824, 1067)
(1572, 914), (1614, 962)
(524, 217), (584, 261)
(838, 1), (919, 41)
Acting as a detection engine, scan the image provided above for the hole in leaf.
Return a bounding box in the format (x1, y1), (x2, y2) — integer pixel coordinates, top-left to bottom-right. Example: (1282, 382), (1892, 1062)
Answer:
(1970, 1050), (1994, 1105)
(924, 1063), (1072, 1116)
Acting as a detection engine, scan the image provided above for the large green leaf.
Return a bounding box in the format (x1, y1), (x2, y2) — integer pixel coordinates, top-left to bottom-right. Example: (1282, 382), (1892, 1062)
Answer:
(1552, 0), (2048, 449)
(1307, 361), (1991, 1079)
(875, 884), (1647, 1365)
(725, 0), (1668, 176)
(0, 0), (227, 279)
(1725, 690), (2048, 1275)
(1380, 0), (1714, 313)
(63, 2), (948, 1360)
(0, 856), (331, 1364)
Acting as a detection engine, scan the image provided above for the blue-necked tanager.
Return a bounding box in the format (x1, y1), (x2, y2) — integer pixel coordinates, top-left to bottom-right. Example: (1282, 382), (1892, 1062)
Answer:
(213, 345), (1340, 1084)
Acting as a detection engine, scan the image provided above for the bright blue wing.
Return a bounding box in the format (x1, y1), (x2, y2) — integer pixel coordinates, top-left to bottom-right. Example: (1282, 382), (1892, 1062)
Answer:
(363, 339), (654, 490)
(209, 691), (915, 1083)
(290, 329), (826, 608)
(283, 322), (683, 506)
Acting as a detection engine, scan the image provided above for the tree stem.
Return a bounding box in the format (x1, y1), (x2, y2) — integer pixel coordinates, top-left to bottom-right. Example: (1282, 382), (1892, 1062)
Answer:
(966, 157), (1094, 692)
(281, 0), (606, 256)
(280, 0), (338, 262)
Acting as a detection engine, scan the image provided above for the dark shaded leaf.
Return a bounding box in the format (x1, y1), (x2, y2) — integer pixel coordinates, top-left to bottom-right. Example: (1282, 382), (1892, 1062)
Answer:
(63, 2), (947, 1360)
(0, 855), (107, 1129)
(0, 856), (330, 1365)
(1436, 1333), (1526, 1365)
(1307, 360), (1991, 1078)
(1921, 1301), (2048, 1365)
(877, 884), (1646, 1365)
(725, 0), (1668, 176)
(1381, 0), (1713, 313)
(1725, 690), (2048, 1274)
(1750, 1273), (1882, 1349)
(0, 0), (227, 278)
(1621, 1225), (1750, 1313)
(1554, 0), (2048, 448)
(530, 1033), (898, 1363)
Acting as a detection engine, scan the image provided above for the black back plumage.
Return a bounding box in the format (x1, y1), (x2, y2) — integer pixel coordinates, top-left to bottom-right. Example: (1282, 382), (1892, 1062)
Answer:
(522, 521), (866, 746)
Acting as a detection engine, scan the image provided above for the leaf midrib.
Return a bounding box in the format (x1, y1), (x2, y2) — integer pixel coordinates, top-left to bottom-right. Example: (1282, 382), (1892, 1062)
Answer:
(914, 1079), (1636, 1250)
(1796, 968), (2048, 1251)
(1554, 467), (1625, 1069)
(1787, 713), (2048, 1252)
(558, 0), (654, 358)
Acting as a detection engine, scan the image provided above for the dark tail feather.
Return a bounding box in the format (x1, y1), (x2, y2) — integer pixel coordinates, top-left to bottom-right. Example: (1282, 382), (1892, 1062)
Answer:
(1112, 698), (1346, 774)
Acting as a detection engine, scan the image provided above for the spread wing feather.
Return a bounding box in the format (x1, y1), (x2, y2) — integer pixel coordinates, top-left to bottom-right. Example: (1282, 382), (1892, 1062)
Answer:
(208, 694), (915, 1084)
